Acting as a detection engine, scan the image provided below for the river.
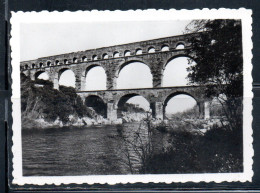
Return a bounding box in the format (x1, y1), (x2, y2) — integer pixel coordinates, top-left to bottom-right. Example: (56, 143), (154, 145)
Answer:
(22, 122), (169, 176)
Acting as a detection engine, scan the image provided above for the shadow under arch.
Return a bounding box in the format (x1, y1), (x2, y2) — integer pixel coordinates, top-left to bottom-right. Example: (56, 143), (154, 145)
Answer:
(34, 70), (49, 80)
(116, 93), (150, 119)
(20, 72), (27, 81)
(163, 91), (198, 118)
(85, 95), (107, 118)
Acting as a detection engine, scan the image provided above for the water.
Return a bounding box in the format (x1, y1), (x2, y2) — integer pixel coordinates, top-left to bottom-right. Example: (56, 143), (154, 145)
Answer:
(22, 123), (168, 176)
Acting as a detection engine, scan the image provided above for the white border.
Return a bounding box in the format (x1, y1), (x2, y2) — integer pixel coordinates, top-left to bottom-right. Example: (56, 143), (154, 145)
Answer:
(10, 8), (253, 185)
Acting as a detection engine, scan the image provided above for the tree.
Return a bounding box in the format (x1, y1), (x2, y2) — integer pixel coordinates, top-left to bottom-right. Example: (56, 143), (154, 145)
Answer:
(185, 20), (243, 130)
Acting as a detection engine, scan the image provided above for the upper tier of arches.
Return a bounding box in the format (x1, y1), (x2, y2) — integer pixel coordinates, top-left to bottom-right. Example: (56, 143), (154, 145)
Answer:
(20, 39), (189, 70)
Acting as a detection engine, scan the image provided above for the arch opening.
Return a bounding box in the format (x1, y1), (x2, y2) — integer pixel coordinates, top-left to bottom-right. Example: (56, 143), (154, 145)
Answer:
(161, 45), (170, 51)
(85, 65), (107, 91)
(117, 94), (150, 119)
(103, 53), (108, 59)
(59, 69), (75, 88)
(113, 51), (119, 58)
(55, 60), (60, 65)
(148, 47), (155, 53)
(32, 63), (36, 68)
(136, 48), (142, 55)
(164, 93), (199, 119)
(162, 56), (196, 87)
(35, 71), (49, 81)
(82, 56), (87, 62)
(24, 64), (28, 69)
(124, 50), (131, 57)
(176, 43), (185, 49)
(47, 61), (51, 67)
(64, 59), (69, 65)
(73, 57), (78, 63)
(39, 63), (43, 68)
(92, 55), (98, 61)
(117, 61), (153, 89)
(85, 95), (107, 118)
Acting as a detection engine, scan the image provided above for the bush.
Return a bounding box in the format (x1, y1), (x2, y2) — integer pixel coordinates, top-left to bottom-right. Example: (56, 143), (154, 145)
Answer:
(142, 124), (243, 174)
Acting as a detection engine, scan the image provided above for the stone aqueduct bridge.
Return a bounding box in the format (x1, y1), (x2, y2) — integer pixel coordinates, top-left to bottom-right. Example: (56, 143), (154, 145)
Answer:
(20, 32), (211, 121)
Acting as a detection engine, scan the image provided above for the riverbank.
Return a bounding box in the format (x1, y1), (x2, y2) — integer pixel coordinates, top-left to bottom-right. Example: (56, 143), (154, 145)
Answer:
(22, 112), (225, 131)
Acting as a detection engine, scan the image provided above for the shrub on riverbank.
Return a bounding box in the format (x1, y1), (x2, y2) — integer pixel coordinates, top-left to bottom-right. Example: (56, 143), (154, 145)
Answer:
(141, 124), (243, 174)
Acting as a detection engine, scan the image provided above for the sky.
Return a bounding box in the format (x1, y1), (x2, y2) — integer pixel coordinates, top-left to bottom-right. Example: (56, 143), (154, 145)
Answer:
(22, 20), (197, 114)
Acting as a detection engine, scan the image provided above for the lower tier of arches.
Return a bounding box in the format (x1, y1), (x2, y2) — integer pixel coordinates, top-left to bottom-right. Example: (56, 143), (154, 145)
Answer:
(78, 88), (211, 121)
(88, 100), (210, 121)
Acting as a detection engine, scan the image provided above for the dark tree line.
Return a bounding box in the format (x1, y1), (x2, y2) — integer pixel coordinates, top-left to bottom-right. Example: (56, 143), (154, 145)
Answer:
(186, 19), (243, 131)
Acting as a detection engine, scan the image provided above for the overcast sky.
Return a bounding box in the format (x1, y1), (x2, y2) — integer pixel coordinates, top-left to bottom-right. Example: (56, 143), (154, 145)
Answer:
(21, 20), (197, 114)
(20, 20), (190, 61)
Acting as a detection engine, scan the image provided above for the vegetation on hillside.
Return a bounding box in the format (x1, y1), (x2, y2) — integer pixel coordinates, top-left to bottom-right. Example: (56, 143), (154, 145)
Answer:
(21, 74), (92, 127)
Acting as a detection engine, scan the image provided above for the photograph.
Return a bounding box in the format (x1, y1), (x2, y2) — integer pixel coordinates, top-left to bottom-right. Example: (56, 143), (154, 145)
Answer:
(11, 9), (253, 184)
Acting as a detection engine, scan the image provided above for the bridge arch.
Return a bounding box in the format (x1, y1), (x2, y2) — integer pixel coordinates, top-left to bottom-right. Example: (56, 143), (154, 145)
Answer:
(115, 59), (152, 77)
(161, 45), (170, 51)
(23, 64), (28, 69)
(116, 59), (153, 89)
(81, 64), (107, 91)
(34, 70), (49, 80)
(92, 55), (98, 61)
(175, 42), (185, 49)
(73, 57), (78, 63)
(116, 93), (150, 118)
(163, 91), (199, 119)
(85, 95), (107, 118)
(58, 68), (76, 88)
(148, 46), (155, 53)
(82, 56), (87, 62)
(136, 48), (142, 55)
(162, 55), (196, 87)
(64, 59), (69, 65)
(47, 61), (52, 67)
(103, 53), (108, 59)
(164, 54), (196, 69)
(113, 51), (120, 58)
(124, 50), (131, 57)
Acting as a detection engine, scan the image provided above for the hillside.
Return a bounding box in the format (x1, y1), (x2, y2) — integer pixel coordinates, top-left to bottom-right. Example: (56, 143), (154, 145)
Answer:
(21, 74), (96, 129)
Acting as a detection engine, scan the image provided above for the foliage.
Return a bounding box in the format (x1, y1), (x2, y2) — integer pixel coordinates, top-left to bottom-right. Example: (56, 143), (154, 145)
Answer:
(142, 124), (243, 174)
(185, 19), (243, 130)
(21, 74), (92, 125)
(122, 103), (147, 113)
(167, 105), (199, 119)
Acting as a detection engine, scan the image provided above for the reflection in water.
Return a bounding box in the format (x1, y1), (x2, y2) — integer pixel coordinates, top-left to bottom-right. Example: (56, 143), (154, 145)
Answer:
(22, 123), (170, 176)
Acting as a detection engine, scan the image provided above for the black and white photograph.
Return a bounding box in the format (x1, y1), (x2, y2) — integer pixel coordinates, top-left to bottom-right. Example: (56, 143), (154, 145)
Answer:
(11, 9), (253, 184)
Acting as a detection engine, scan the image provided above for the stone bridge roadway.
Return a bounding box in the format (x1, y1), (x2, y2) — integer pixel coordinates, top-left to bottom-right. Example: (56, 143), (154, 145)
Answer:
(77, 86), (210, 121)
